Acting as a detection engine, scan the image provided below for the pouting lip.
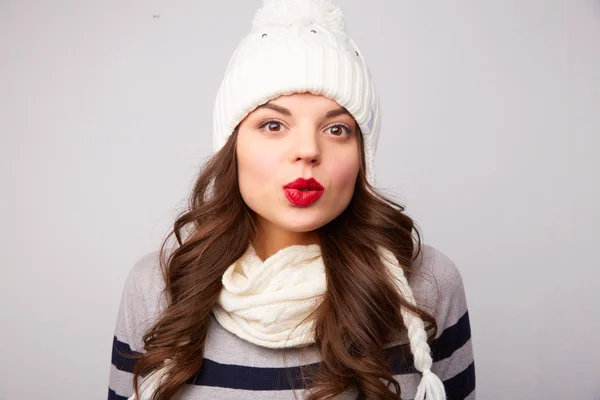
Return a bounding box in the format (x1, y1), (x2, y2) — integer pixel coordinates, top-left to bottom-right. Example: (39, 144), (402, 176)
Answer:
(283, 177), (324, 191)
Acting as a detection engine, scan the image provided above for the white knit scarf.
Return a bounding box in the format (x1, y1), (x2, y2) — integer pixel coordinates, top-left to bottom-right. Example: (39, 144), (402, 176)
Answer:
(212, 243), (324, 348)
(130, 244), (446, 400)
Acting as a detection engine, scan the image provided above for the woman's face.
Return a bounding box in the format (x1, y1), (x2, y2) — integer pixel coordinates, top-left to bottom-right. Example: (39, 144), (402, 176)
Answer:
(236, 93), (360, 234)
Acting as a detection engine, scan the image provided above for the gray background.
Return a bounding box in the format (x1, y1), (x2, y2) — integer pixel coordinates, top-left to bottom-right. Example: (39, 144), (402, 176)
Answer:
(1, 0), (599, 398)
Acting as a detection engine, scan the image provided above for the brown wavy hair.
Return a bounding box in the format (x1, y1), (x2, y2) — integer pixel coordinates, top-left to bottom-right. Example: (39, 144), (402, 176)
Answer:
(130, 126), (437, 399)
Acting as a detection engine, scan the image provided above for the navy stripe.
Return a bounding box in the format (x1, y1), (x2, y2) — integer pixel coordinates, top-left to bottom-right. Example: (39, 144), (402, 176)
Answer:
(113, 310), (472, 391)
(430, 311), (472, 361)
(387, 310), (472, 374)
(386, 342), (418, 375)
(188, 311), (471, 390)
(109, 363), (475, 399)
(108, 388), (128, 400)
(188, 358), (313, 390)
(111, 336), (142, 373)
(444, 361), (476, 400)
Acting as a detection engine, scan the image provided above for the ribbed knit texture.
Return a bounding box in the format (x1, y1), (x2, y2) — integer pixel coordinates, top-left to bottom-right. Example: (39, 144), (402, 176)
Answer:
(212, 0), (381, 185)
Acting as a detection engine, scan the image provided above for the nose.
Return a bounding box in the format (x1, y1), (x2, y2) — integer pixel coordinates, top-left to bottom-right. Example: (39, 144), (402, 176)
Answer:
(290, 129), (321, 165)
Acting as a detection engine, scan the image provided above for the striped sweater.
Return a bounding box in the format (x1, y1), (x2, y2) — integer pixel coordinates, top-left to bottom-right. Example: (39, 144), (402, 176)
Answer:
(108, 245), (475, 399)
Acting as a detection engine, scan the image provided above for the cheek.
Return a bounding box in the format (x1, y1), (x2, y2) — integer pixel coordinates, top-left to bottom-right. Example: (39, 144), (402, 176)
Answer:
(236, 139), (279, 201)
(239, 150), (278, 181)
(328, 153), (360, 192)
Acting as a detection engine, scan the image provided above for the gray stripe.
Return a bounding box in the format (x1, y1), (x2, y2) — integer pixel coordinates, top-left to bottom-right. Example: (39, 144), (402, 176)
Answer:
(431, 338), (475, 381)
(108, 363), (133, 398)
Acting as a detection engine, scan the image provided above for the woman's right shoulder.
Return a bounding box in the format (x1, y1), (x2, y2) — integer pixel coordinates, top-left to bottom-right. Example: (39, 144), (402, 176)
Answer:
(110, 251), (171, 386)
(125, 250), (165, 295)
(116, 251), (169, 346)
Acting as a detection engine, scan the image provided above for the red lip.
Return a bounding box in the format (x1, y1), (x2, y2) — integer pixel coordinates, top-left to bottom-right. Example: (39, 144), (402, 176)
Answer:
(283, 177), (325, 191)
(283, 178), (325, 207)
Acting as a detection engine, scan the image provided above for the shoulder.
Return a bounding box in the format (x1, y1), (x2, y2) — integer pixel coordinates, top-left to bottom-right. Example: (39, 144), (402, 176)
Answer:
(408, 246), (476, 395)
(126, 251), (165, 294)
(408, 244), (469, 336)
(125, 250), (168, 313)
(115, 251), (168, 350)
(410, 244), (465, 292)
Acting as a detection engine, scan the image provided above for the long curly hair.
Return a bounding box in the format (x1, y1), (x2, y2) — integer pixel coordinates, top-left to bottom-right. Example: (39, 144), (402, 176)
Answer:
(130, 126), (437, 399)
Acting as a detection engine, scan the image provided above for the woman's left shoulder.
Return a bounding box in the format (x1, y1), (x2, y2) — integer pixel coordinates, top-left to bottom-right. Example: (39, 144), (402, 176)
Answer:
(411, 244), (465, 290)
(408, 244), (470, 331)
(408, 245), (476, 397)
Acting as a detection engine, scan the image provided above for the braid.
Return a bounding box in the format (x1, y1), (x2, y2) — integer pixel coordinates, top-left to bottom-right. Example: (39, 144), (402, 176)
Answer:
(378, 247), (447, 400)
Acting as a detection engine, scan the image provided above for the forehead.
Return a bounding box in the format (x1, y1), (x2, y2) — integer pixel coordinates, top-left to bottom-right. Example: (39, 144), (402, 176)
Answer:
(249, 93), (352, 120)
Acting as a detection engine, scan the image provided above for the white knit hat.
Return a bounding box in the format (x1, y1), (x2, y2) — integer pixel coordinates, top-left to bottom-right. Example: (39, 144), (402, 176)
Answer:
(213, 0), (381, 185)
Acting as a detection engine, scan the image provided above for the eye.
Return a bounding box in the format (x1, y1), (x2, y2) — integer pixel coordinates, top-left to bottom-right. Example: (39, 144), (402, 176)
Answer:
(326, 124), (352, 137)
(258, 119), (286, 133)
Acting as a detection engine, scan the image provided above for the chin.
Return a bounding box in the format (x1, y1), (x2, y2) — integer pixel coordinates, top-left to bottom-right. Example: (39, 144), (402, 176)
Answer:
(278, 219), (326, 233)
(277, 210), (339, 232)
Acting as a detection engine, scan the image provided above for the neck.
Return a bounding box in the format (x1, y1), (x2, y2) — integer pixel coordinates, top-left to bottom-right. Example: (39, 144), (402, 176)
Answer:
(252, 218), (320, 261)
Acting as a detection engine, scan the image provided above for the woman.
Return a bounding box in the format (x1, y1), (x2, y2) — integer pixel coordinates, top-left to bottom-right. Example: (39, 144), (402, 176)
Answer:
(108, 0), (476, 399)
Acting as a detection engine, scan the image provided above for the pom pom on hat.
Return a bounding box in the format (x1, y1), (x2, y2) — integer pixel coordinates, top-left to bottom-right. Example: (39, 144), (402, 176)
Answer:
(252, 0), (346, 32)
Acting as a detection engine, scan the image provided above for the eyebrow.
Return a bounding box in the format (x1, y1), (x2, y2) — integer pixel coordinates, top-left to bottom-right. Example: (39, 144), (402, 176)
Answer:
(255, 103), (351, 118)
